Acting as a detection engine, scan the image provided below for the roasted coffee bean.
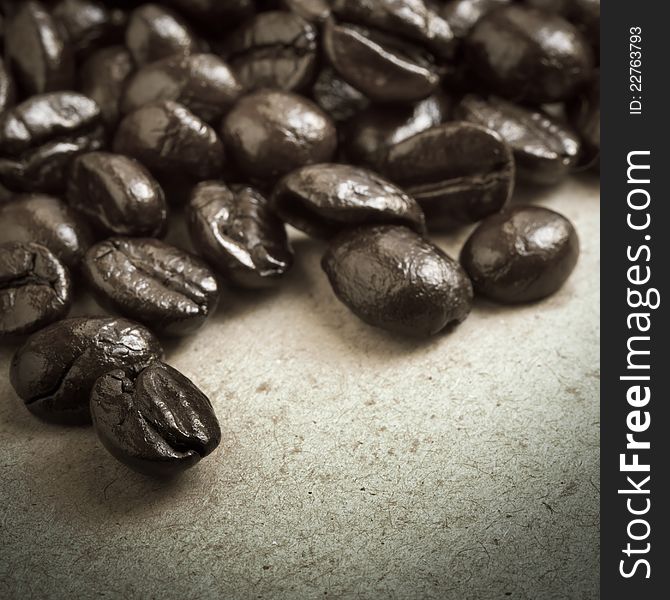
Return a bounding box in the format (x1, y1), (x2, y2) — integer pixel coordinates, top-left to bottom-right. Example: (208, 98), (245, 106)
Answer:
(10, 316), (163, 424)
(0, 61), (16, 115)
(460, 205), (579, 303)
(222, 90), (337, 183)
(165, 0), (255, 31)
(79, 46), (135, 130)
(67, 152), (167, 237)
(282, 0), (331, 22)
(344, 92), (452, 172)
(323, 20), (441, 104)
(5, 1), (75, 96)
(91, 362), (221, 477)
(121, 54), (242, 124)
(466, 5), (594, 103)
(323, 225), (473, 336)
(526, 0), (600, 41)
(0, 194), (93, 268)
(114, 101), (225, 185)
(0, 92), (105, 193)
(311, 67), (370, 123)
(222, 11), (318, 93)
(272, 164), (426, 239)
(125, 3), (200, 66)
(456, 95), (581, 184)
(441, 0), (512, 38)
(82, 237), (219, 335)
(382, 122), (515, 229)
(0, 242), (72, 338)
(568, 76), (600, 167)
(189, 181), (293, 289)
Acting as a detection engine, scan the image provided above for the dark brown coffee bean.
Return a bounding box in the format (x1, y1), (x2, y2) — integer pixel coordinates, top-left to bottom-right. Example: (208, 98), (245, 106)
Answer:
(67, 152), (167, 237)
(91, 362), (221, 477)
(526, 0), (599, 43)
(460, 205), (580, 303)
(0, 194), (93, 268)
(82, 237), (219, 336)
(121, 54), (242, 124)
(383, 122), (515, 229)
(441, 0), (511, 38)
(272, 164), (426, 239)
(456, 94), (581, 184)
(0, 92), (105, 193)
(323, 225), (473, 336)
(221, 90), (337, 183)
(311, 67), (370, 123)
(189, 181), (293, 289)
(10, 316), (163, 424)
(282, 0), (331, 22)
(568, 75), (600, 167)
(466, 5), (594, 103)
(5, 0), (75, 95)
(114, 101), (225, 185)
(0, 241), (72, 338)
(0, 60), (16, 115)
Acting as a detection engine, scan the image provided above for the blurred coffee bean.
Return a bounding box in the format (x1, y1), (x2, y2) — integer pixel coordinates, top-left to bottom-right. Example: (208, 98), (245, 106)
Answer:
(383, 122), (515, 229)
(0, 241), (72, 338)
(189, 181), (293, 289)
(525, 0), (600, 42)
(67, 152), (167, 237)
(0, 61), (16, 115)
(568, 76), (600, 168)
(0, 92), (105, 193)
(282, 0), (331, 22)
(311, 67), (370, 123)
(441, 0), (511, 38)
(0, 194), (93, 268)
(10, 316), (163, 424)
(121, 54), (242, 123)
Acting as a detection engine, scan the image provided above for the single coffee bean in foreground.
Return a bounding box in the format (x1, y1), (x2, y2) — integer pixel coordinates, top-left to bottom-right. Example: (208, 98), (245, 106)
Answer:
(460, 205), (580, 304)
(189, 181), (293, 289)
(91, 362), (221, 477)
(272, 164), (426, 239)
(82, 238), (219, 336)
(0, 242), (72, 338)
(322, 225), (473, 337)
(10, 317), (163, 424)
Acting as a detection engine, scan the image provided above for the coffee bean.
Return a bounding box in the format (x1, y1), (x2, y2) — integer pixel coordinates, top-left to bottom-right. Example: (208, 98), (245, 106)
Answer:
(282, 0), (331, 22)
(165, 0), (254, 31)
(221, 90), (337, 183)
(189, 181), (293, 289)
(382, 122), (515, 229)
(5, 0), (75, 96)
(90, 362), (221, 477)
(322, 225), (473, 336)
(222, 11), (318, 93)
(121, 54), (242, 124)
(568, 76), (600, 168)
(441, 0), (512, 38)
(460, 205), (580, 303)
(0, 92), (105, 193)
(114, 101), (225, 185)
(82, 237), (219, 336)
(311, 67), (370, 123)
(272, 164), (426, 239)
(526, 0), (600, 43)
(466, 5), (594, 103)
(0, 60), (16, 115)
(456, 95), (581, 184)
(10, 316), (163, 424)
(0, 194), (93, 268)
(0, 241), (72, 338)
(67, 152), (167, 237)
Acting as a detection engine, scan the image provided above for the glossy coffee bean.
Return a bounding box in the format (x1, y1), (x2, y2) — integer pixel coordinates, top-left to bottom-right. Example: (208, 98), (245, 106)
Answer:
(0, 60), (16, 115)
(165, 0), (255, 31)
(125, 3), (200, 66)
(568, 76), (600, 167)
(466, 5), (594, 103)
(323, 20), (441, 104)
(383, 122), (515, 229)
(10, 316), (163, 424)
(223, 11), (318, 92)
(311, 67), (370, 123)
(82, 237), (218, 336)
(526, 0), (600, 42)
(0, 194), (93, 268)
(323, 225), (473, 336)
(344, 92), (452, 172)
(282, 0), (331, 22)
(222, 90), (337, 183)
(189, 182), (293, 289)
(79, 46), (135, 130)
(114, 101), (225, 184)
(460, 205), (579, 303)
(121, 54), (242, 124)
(0, 92), (105, 193)
(441, 0), (512, 38)
(272, 164), (426, 239)
(67, 152), (167, 237)
(5, 1), (75, 95)
(91, 362), (221, 477)
(0, 242), (72, 338)
(457, 95), (581, 184)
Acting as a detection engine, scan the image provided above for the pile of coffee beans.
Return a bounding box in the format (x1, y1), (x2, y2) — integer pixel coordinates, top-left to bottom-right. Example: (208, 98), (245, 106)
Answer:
(0, 0), (599, 477)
